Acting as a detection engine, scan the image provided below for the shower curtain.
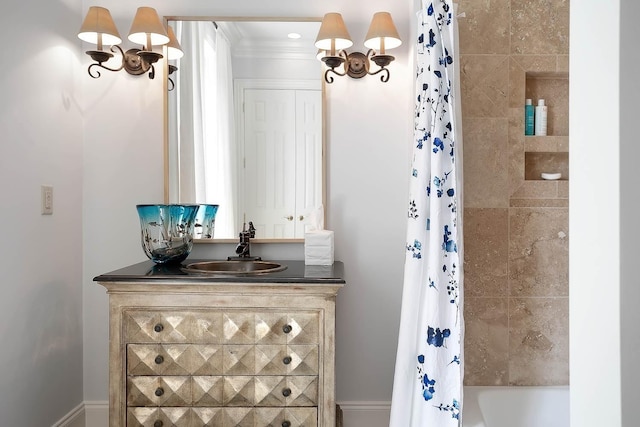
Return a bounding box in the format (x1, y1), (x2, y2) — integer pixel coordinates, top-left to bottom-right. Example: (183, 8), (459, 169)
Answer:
(390, 1), (464, 425)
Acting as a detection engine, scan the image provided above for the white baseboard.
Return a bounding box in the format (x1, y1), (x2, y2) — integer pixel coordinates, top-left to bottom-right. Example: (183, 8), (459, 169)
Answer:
(338, 401), (391, 427)
(54, 400), (390, 427)
(51, 402), (85, 427)
(52, 401), (108, 427)
(83, 401), (109, 427)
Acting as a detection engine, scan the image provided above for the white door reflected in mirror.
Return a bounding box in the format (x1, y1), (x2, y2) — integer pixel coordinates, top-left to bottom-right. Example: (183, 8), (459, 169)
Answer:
(165, 17), (325, 240)
(242, 88), (322, 239)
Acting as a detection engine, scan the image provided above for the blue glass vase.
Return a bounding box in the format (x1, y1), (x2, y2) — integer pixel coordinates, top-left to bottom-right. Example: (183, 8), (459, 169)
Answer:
(136, 204), (199, 264)
(194, 204), (219, 239)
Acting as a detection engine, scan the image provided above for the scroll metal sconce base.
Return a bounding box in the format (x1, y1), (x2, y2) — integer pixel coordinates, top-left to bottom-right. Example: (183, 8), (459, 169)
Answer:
(322, 49), (394, 84)
(86, 46), (160, 79)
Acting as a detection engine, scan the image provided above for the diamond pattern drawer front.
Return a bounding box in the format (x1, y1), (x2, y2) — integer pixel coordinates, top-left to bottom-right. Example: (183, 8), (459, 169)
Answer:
(127, 376), (318, 408)
(127, 344), (224, 376)
(127, 407), (318, 427)
(127, 376), (191, 407)
(127, 344), (319, 376)
(124, 310), (319, 345)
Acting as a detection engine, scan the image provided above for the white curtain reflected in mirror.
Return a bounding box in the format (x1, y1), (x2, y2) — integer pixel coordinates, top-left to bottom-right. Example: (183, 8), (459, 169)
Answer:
(166, 18), (324, 240)
(168, 21), (237, 238)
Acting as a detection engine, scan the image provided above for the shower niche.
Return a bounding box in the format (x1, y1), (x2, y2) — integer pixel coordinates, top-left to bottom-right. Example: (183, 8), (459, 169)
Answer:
(523, 72), (569, 182)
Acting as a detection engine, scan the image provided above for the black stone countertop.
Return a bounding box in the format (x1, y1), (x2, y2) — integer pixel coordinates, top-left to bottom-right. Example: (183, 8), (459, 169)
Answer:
(94, 259), (345, 284)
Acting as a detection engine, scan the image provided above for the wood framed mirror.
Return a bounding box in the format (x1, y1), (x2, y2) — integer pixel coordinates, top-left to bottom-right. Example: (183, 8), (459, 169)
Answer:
(163, 16), (325, 242)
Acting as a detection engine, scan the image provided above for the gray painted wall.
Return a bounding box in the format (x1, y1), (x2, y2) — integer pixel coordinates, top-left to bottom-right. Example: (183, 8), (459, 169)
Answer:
(0, 0), (84, 425)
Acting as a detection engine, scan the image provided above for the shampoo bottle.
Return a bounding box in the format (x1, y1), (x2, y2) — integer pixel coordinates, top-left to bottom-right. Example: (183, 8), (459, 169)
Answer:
(535, 99), (548, 136)
(524, 99), (535, 136)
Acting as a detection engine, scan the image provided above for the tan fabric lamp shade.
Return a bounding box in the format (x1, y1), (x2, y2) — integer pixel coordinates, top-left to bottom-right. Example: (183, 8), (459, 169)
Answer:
(127, 7), (169, 48)
(78, 6), (122, 47)
(315, 13), (353, 55)
(364, 12), (402, 53)
(166, 26), (184, 60)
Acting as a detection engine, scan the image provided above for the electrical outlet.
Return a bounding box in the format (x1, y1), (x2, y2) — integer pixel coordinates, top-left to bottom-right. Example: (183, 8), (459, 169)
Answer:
(41, 185), (53, 215)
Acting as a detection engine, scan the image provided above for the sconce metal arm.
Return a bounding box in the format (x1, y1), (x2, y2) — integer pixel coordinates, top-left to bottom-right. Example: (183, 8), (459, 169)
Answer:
(322, 50), (348, 84)
(86, 45), (125, 78)
(365, 49), (392, 83)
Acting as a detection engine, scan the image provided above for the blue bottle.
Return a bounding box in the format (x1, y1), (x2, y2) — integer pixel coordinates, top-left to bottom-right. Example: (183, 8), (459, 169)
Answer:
(524, 99), (535, 136)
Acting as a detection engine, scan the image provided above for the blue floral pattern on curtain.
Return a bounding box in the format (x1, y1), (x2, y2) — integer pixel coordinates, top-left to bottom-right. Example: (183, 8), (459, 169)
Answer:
(390, 0), (463, 425)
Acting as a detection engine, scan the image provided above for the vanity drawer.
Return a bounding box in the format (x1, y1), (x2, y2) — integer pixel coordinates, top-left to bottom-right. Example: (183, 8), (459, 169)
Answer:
(124, 310), (320, 345)
(126, 406), (318, 427)
(128, 344), (319, 376)
(127, 376), (318, 407)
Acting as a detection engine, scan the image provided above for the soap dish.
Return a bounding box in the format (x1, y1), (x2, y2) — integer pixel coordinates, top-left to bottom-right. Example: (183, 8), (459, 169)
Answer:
(541, 172), (562, 180)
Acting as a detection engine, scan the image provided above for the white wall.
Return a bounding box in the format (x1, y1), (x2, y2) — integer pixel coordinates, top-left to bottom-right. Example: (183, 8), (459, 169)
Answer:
(81, 0), (413, 408)
(570, 1), (640, 426)
(0, 0), (85, 425)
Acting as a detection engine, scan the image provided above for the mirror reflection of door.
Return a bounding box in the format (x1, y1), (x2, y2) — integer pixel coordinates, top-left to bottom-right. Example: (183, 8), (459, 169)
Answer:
(242, 88), (322, 239)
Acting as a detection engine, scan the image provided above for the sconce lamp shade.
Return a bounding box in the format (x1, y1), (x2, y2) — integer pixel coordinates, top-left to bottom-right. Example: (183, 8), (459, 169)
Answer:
(364, 12), (402, 52)
(78, 6), (122, 46)
(166, 26), (184, 60)
(315, 13), (353, 53)
(127, 7), (169, 47)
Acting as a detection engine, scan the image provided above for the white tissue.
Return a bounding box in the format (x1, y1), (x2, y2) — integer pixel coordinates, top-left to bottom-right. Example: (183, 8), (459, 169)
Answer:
(306, 205), (325, 231)
(304, 205), (334, 265)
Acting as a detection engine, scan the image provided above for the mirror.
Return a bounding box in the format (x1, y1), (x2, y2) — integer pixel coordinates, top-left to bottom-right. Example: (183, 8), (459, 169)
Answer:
(164, 17), (325, 242)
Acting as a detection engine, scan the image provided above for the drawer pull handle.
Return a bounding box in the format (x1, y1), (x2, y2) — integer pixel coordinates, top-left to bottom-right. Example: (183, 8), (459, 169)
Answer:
(155, 387), (164, 397)
(154, 355), (164, 364)
(282, 387), (292, 397)
(282, 324), (292, 334)
(282, 422), (291, 427)
(283, 356), (292, 365)
(154, 421), (163, 427)
(154, 323), (164, 333)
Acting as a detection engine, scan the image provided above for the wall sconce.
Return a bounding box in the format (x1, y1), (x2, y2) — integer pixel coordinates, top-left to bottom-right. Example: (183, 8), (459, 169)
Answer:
(78, 6), (180, 80)
(315, 12), (402, 84)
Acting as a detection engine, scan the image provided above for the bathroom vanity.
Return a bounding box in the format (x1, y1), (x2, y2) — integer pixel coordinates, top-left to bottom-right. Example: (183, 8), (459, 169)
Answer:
(94, 260), (345, 427)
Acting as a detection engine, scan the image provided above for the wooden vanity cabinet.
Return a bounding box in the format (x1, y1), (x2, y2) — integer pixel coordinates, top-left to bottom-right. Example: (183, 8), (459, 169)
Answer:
(96, 276), (343, 427)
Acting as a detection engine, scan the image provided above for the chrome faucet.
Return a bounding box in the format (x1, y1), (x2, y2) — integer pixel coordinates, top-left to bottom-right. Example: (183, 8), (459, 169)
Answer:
(229, 221), (261, 261)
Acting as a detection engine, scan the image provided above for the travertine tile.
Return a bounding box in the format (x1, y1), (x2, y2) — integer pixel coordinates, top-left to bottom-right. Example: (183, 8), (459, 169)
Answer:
(524, 136), (568, 152)
(508, 107), (526, 196)
(463, 118), (510, 208)
(464, 209), (509, 297)
(460, 55), (509, 118)
(556, 55), (569, 72)
(511, 180), (560, 199)
(557, 181), (569, 198)
(509, 208), (569, 296)
(508, 297), (569, 385)
(511, 0), (570, 55)
(457, 0), (511, 54)
(464, 297), (509, 386)
(459, 0), (570, 388)
(509, 56), (557, 107)
(510, 199), (568, 208)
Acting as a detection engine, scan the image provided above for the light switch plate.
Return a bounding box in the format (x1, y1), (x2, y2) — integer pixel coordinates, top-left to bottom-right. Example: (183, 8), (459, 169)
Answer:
(41, 185), (53, 215)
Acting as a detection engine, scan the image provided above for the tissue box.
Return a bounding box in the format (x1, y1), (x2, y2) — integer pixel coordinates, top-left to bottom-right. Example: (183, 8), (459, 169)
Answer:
(305, 230), (334, 265)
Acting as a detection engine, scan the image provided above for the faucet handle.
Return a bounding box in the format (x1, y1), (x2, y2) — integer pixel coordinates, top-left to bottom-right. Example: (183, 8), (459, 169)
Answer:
(248, 221), (256, 238)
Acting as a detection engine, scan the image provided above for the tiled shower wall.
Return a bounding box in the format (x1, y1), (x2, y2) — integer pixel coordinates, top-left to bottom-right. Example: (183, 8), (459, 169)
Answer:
(458, 0), (570, 386)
